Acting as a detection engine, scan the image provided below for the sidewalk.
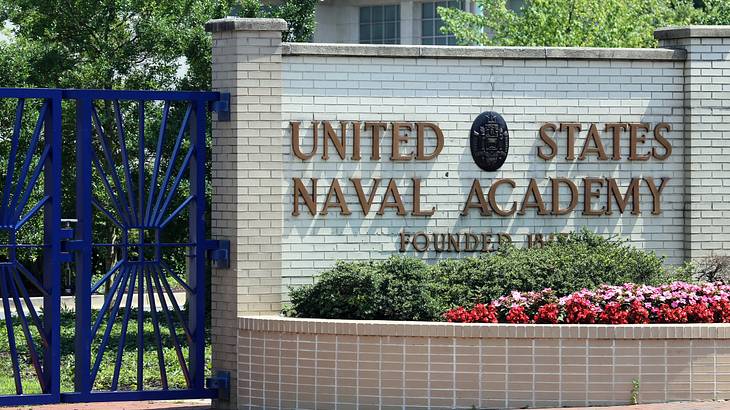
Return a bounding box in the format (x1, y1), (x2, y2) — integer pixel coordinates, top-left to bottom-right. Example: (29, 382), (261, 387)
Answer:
(6, 399), (730, 409)
(549, 401), (730, 410)
(8, 399), (210, 410)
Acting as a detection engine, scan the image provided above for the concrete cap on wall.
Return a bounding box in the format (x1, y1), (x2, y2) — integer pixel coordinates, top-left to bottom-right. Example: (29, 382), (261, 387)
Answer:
(205, 17), (288, 33)
(282, 42), (686, 61)
(655, 25), (730, 40)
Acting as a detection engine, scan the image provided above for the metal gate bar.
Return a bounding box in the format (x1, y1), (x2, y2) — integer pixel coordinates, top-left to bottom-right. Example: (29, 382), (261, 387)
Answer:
(0, 88), (63, 406)
(0, 88), (226, 406)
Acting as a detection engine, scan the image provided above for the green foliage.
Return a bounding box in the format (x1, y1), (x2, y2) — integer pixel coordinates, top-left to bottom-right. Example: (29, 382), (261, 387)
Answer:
(232, 0), (318, 42)
(630, 377), (641, 405)
(439, 0), (729, 48)
(694, 0), (730, 25)
(286, 231), (688, 321)
(288, 258), (441, 321)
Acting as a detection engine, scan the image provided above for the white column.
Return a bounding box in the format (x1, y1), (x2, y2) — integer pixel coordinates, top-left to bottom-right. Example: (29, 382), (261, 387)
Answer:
(655, 26), (730, 260)
(206, 17), (287, 409)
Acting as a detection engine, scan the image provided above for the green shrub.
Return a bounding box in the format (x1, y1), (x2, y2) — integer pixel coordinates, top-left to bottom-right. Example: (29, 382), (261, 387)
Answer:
(287, 257), (441, 321)
(285, 230), (689, 321)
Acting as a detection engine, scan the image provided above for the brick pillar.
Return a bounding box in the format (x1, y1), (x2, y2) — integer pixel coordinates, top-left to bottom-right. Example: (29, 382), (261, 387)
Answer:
(655, 26), (730, 260)
(206, 17), (287, 409)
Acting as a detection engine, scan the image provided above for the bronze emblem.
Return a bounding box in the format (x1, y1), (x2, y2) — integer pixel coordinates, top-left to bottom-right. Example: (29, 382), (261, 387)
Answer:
(470, 111), (509, 172)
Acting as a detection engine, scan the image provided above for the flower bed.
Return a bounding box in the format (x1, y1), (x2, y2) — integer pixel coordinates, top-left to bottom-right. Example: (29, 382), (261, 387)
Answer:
(445, 281), (730, 324)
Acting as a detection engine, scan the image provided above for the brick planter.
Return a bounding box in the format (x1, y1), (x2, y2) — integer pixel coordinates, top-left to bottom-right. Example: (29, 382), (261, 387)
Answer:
(237, 316), (730, 409)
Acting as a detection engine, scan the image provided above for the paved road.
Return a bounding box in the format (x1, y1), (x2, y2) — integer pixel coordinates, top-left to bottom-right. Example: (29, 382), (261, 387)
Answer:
(0, 292), (187, 317)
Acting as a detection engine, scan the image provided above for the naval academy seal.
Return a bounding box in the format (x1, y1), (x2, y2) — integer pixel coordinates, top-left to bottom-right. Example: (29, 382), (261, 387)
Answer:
(469, 111), (509, 172)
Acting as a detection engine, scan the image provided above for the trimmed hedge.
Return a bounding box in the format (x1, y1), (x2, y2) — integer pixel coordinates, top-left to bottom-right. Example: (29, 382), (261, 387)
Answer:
(284, 230), (692, 321)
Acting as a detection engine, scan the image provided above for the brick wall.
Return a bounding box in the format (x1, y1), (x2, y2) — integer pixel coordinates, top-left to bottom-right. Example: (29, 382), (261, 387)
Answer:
(280, 48), (687, 292)
(206, 19), (730, 409)
(207, 20), (730, 308)
(656, 27), (730, 259)
(238, 316), (730, 409)
(206, 18), (288, 409)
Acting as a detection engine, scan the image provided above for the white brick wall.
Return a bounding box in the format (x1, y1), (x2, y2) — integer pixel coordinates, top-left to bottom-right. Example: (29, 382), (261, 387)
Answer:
(656, 28), (730, 259)
(281, 55), (687, 293)
(208, 19), (730, 314)
(207, 17), (288, 409)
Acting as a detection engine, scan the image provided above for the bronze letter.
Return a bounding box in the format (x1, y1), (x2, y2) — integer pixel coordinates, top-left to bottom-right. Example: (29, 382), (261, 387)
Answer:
(433, 233), (447, 252)
(488, 179), (517, 216)
(519, 178), (549, 215)
(605, 123), (628, 160)
(652, 122), (672, 160)
(391, 122), (414, 161)
(320, 179), (351, 216)
(351, 178), (380, 216)
(377, 179), (407, 216)
(399, 231), (410, 252)
(322, 121), (347, 160)
(416, 122), (444, 160)
(411, 178), (435, 216)
(606, 178), (641, 215)
(448, 233), (461, 252)
(560, 123), (581, 160)
(629, 123), (651, 161)
(292, 177), (317, 216)
(550, 177), (578, 215)
(364, 122), (387, 160)
(464, 233), (479, 252)
(583, 177), (606, 216)
(291, 121), (318, 160)
(644, 177), (670, 215)
(538, 123), (558, 160)
(462, 179), (491, 216)
(351, 121), (362, 160)
(480, 233), (493, 252)
(578, 123), (608, 160)
(412, 232), (429, 252)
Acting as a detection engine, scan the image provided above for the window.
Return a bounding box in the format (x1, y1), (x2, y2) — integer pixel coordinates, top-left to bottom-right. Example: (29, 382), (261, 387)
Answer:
(360, 5), (401, 44)
(421, 1), (463, 45)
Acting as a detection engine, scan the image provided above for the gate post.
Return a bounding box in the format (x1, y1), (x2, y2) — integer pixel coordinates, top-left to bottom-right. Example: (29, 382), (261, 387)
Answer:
(206, 17), (288, 409)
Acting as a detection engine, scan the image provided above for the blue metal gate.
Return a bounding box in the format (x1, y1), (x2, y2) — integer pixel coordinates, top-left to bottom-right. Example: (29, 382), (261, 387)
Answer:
(0, 88), (228, 405)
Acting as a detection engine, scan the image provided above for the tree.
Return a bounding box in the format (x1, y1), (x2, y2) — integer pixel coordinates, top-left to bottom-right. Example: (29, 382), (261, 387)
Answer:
(0, 0), (317, 293)
(0, 0), (316, 91)
(439, 0), (729, 48)
(235, 0), (318, 42)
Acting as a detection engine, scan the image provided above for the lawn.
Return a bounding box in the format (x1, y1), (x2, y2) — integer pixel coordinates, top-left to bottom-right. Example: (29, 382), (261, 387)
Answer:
(0, 308), (211, 395)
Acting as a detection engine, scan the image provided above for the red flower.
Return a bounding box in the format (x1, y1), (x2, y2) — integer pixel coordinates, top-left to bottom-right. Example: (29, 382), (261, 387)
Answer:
(627, 300), (650, 324)
(712, 299), (730, 323)
(444, 303), (499, 323)
(472, 303), (498, 323)
(599, 302), (629, 324)
(656, 304), (688, 323)
(444, 306), (473, 323)
(563, 295), (598, 324)
(506, 306), (530, 323)
(534, 303), (559, 324)
(685, 302), (714, 323)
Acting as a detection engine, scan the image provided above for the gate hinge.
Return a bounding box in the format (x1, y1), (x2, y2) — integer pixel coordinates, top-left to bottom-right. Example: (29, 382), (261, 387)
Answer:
(211, 92), (230, 122)
(206, 239), (230, 269)
(206, 371), (230, 400)
(59, 228), (77, 262)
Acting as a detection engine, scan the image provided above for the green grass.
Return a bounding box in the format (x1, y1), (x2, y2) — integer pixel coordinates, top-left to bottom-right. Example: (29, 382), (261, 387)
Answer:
(0, 308), (211, 395)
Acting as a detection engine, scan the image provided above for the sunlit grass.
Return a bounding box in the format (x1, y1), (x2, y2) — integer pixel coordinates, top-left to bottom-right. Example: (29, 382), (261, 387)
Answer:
(0, 308), (211, 395)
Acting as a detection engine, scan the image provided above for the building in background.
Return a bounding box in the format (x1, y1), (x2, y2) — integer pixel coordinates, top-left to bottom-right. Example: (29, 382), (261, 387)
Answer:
(313, 1), (480, 45)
